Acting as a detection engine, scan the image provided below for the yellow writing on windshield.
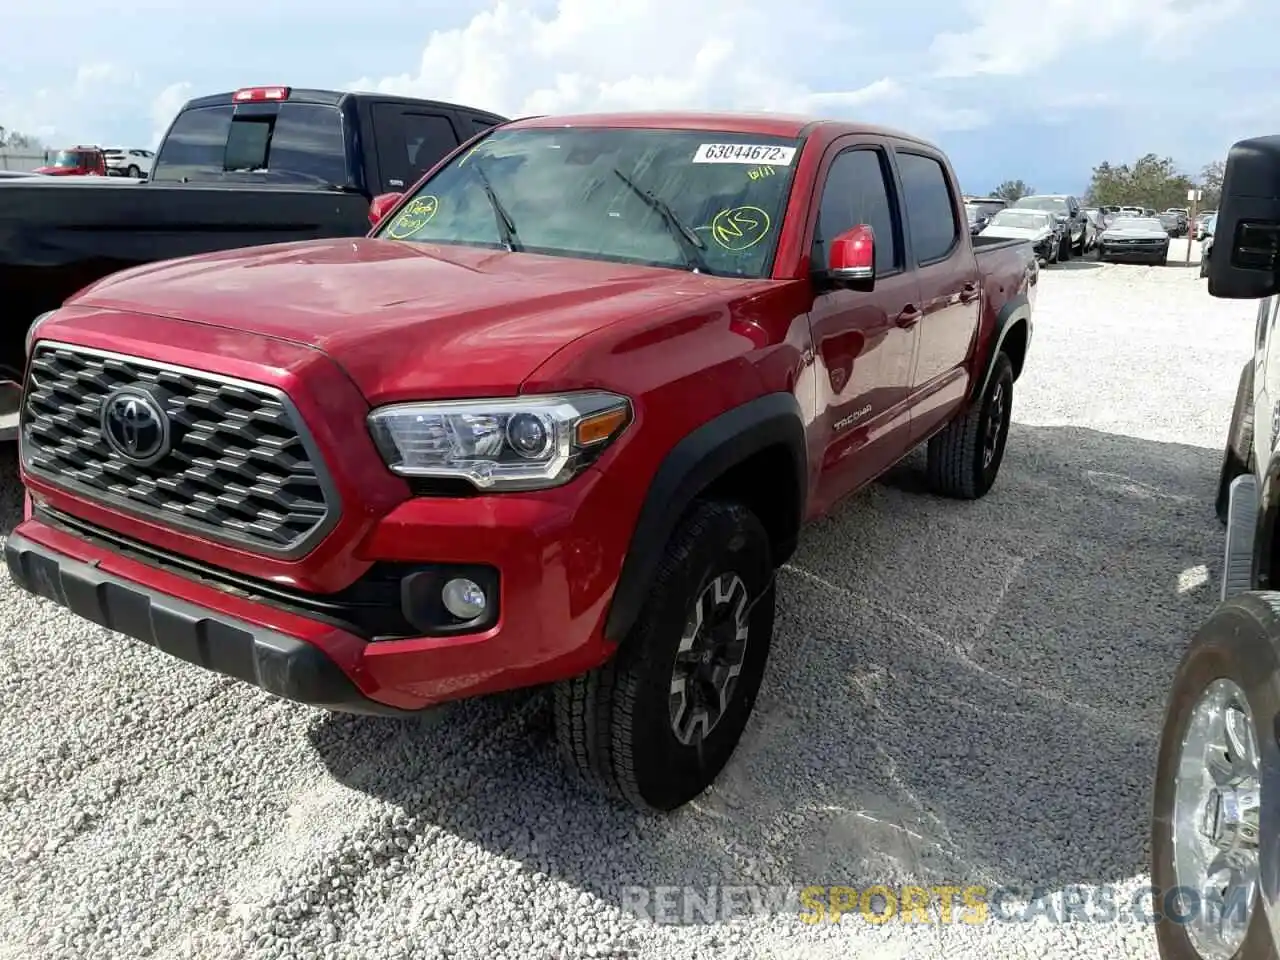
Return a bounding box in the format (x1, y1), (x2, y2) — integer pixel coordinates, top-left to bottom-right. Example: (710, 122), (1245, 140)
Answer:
(747, 165), (776, 181)
(386, 196), (439, 239)
(710, 206), (771, 251)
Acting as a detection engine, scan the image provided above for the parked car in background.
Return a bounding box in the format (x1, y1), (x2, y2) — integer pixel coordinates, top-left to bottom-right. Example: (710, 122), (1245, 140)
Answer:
(979, 208), (1058, 265)
(8, 111), (1037, 811)
(1119, 205), (1144, 218)
(1012, 193), (1090, 258)
(1157, 211), (1182, 236)
(0, 84), (509, 440)
(963, 196), (1009, 221)
(1198, 212), (1217, 278)
(1096, 216), (1171, 264)
(103, 148), (155, 179)
(964, 203), (988, 235)
(1194, 210), (1216, 239)
(32, 146), (107, 177)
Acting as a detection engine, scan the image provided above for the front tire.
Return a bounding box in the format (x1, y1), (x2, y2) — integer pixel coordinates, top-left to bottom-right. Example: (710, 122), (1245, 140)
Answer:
(554, 500), (775, 811)
(1151, 593), (1279, 960)
(126, 165), (140, 178)
(926, 351), (1014, 500)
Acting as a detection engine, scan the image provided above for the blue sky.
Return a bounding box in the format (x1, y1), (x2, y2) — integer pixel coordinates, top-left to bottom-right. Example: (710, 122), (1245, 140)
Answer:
(2, 0), (1274, 196)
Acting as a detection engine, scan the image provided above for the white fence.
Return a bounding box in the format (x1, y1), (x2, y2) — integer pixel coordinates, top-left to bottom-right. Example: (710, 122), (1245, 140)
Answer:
(0, 149), (57, 172)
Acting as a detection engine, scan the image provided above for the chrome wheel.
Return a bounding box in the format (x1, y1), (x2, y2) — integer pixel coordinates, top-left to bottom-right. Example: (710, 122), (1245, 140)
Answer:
(669, 573), (750, 747)
(982, 381), (1006, 469)
(1172, 678), (1260, 959)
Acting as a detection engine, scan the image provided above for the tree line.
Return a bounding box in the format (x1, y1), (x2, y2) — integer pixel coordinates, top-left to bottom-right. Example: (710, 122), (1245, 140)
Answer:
(0, 125), (43, 149)
(983, 155), (1224, 213)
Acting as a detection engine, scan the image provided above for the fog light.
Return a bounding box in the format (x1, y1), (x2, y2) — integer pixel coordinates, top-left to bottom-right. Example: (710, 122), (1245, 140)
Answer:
(441, 577), (487, 620)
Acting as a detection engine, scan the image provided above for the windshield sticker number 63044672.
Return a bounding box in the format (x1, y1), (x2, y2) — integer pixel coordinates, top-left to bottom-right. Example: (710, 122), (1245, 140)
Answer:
(693, 143), (797, 165)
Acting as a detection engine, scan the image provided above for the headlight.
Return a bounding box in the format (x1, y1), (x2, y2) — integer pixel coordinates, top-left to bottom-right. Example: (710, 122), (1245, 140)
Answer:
(25, 310), (56, 358)
(368, 391), (632, 491)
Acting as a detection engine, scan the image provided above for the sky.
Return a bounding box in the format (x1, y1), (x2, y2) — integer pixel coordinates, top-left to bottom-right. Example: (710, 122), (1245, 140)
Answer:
(1, 0), (1276, 196)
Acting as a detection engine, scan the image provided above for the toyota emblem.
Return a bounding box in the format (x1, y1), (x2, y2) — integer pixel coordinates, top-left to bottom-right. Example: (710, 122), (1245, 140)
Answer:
(100, 387), (171, 465)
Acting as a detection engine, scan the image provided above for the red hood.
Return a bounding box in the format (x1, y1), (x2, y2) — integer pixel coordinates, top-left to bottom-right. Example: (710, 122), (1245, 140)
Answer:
(32, 166), (85, 176)
(70, 237), (749, 404)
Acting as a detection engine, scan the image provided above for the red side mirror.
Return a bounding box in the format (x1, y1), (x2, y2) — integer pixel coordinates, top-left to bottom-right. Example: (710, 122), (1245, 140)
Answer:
(369, 192), (404, 228)
(828, 224), (875, 281)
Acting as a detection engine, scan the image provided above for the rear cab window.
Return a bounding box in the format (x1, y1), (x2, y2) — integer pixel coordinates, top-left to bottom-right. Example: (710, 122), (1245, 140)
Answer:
(372, 125), (803, 279)
(151, 102), (349, 186)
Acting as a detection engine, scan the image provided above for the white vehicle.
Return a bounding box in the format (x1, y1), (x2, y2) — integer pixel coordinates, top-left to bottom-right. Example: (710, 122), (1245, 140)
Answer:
(1095, 217), (1170, 264)
(978, 209), (1058, 265)
(103, 148), (154, 179)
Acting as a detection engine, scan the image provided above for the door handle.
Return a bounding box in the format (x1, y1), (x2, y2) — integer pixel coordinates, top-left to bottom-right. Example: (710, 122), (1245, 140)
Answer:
(959, 282), (981, 303)
(895, 305), (922, 328)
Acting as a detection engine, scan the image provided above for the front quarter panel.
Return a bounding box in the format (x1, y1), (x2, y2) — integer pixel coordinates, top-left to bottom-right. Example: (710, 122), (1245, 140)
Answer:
(520, 280), (817, 638)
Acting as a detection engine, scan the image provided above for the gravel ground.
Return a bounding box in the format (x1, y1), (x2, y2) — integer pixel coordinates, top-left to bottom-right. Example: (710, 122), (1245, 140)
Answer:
(0, 240), (1260, 960)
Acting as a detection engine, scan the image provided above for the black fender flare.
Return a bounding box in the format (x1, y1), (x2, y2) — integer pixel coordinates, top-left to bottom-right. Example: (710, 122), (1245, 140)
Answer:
(603, 391), (808, 644)
(1253, 448), (1280, 592)
(969, 293), (1032, 404)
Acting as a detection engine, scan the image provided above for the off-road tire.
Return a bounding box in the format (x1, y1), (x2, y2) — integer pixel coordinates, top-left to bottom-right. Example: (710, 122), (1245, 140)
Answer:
(553, 500), (775, 811)
(926, 351), (1014, 500)
(1217, 360), (1256, 525)
(1151, 592), (1280, 960)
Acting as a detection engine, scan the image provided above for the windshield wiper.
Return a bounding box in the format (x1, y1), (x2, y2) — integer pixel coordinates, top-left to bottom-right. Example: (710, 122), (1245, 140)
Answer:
(470, 159), (521, 252)
(611, 167), (711, 274)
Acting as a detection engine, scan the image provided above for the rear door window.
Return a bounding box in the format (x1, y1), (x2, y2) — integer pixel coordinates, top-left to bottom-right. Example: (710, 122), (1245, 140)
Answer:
(896, 151), (961, 263)
(371, 105), (460, 191)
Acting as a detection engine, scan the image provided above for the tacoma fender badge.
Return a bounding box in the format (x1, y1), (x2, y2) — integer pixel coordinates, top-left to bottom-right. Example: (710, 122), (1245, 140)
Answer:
(834, 405), (872, 432)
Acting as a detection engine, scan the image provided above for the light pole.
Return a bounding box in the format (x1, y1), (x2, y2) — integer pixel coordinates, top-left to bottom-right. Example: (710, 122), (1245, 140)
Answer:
(1185, 187), (1202, 266)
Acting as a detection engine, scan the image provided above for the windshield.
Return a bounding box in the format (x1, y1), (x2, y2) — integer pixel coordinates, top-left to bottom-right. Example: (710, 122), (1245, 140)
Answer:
(987, 211), (1050, 230)
(964, 204), (982, 223)
(50, 151), (82, 168)
(968, 200), (1005, 218)
(1110, 218), (1163, 231)
(1014, 196), (1068, 213)
(1205, 214), (1217, 233)
(374, 126), (803, 278)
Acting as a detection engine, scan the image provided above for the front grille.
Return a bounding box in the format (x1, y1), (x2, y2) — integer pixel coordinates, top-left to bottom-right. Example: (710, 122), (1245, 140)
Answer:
(21, 342), (338, 557)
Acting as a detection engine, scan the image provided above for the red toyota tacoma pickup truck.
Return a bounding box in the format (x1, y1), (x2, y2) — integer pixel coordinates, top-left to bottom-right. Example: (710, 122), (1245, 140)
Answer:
(7, 112), (1035, 811)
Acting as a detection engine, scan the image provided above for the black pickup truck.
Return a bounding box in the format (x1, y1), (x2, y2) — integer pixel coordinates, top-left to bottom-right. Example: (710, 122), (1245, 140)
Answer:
(0, 85), (508, 438)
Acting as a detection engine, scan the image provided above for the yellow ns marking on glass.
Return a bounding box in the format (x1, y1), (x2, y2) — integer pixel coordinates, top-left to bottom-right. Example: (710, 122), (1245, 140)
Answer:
(710, 206), (771, 250)
(386, 195), (439, 239)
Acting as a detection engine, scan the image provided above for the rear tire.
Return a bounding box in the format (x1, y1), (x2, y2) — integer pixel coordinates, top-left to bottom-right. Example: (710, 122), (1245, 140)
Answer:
(1217, 360), (1256, 525)
(1058, 233), (1072, 261)
(554, 500), (775, 811)
(926, 352), (1014, 500)
(126, 165), (140, 178)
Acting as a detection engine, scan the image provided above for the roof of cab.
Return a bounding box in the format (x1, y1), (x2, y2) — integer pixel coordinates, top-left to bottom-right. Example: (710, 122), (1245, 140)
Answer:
(505, 110), (934, 146)
(180, 88), (506, 123)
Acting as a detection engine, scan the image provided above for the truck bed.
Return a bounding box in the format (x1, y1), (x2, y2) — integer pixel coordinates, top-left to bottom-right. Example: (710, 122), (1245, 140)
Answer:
(0, 177), (371, 367)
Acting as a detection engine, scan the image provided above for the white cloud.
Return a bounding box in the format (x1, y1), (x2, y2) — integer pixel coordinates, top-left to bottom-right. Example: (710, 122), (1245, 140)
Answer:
(149, 81), (192, 148)
(347, 0), (983, 137)
(928, 0), (1246, 78)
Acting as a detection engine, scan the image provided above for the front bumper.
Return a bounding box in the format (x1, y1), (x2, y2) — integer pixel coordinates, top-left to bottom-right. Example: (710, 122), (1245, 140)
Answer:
(8, 456), (635, 712)
(6, 528), (403, 715)
(1099, 243), (1168, 261)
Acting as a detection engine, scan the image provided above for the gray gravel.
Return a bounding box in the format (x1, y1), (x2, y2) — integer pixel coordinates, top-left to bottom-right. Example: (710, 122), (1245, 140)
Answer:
(0, 243), (1259, 959)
